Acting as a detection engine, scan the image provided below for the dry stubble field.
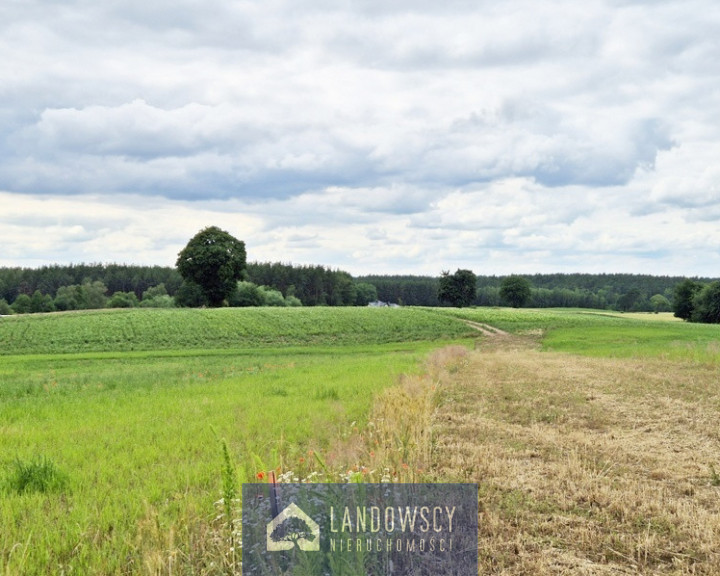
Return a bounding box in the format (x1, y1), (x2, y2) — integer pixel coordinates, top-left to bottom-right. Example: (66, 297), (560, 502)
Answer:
(428, 332), (720, 575)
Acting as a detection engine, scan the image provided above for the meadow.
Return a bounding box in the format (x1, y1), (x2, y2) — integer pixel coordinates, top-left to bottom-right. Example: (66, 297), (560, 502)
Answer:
(1, 306), (719, 574)
(435, 307), (720, 363)
(0, 307), (472, 574)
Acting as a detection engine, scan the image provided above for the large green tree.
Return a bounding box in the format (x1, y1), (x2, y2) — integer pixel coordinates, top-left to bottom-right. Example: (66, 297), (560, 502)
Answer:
(354, 282), (378, 306)
(691, 281), (720, 323)
(673, 278), (704, 320)
(176, 226), (247, 307)
(500, 275), (532, 308)
(649, 293), (671, 313)
(438, 269), (477, 308)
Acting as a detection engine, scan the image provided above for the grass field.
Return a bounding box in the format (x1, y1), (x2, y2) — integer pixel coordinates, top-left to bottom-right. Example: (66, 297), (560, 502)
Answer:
(2, 306), (719, 574)
(0, 307), (472, 575)
(436, 307), (720, 363)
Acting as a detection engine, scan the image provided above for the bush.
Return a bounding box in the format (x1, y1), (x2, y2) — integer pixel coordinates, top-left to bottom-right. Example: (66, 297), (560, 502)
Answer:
(139, 294), (175, 308)
(673, 279), (704, 320)
(438, 269), (477, 308)
(354, 282), (378, 306)
(0, 298), (13, 315)
(229, 281), (264, 307)
(6, 456), (70, 495)
(11, 293), (32, 314)
(141, 284), (168, 301)
(500, 275), (532, 308)
(108, 291), (139, 308)
(30, 290), (55, 313)
(650, 294), (671, 313)
(54, 282), (108, 311)
(258, 286), (286, 307)
(285, 295), (303, 307)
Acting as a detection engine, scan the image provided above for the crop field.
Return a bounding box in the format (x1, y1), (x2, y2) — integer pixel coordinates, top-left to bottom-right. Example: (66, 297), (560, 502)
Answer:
(2, 306), (720, 575)
(0, 307), (475, 355)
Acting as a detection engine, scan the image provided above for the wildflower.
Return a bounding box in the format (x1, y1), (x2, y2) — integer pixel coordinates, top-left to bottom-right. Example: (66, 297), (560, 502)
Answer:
(256, 471), (265, 480)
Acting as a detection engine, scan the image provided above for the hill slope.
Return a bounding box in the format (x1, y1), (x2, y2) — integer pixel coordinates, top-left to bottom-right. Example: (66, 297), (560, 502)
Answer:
(0, 307), (474, 355)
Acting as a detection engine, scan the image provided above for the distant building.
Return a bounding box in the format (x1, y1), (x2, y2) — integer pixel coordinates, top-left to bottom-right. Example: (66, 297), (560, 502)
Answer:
(367, 301), (400, 308)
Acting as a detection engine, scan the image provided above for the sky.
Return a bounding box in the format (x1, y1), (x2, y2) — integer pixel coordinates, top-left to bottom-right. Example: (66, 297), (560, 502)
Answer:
(1, 0), (719, 277)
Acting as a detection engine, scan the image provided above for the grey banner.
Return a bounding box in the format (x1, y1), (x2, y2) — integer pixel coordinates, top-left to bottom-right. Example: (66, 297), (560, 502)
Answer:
(242, 482), (478, 575)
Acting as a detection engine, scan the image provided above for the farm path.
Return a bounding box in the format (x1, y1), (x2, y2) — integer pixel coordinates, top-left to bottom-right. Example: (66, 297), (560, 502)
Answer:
(462, 319), (509, 337)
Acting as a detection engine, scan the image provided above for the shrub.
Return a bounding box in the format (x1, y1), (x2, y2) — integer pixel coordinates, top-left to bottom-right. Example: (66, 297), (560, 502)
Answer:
(229, 281), (264, 307)
(139, 294), (175, 308)
(285, 295), (303, 307)
(108, 291), (139, 308)
(174, 281), (208, 307)
(258, 286), (286, 307)
(141, 284), (168, 301)
(500, 275), (532, 308)
(11, 293), (32, 314)
(0, 298), (12, 315)
(673, 279), (704, 321)
(7, 456), (70, 495)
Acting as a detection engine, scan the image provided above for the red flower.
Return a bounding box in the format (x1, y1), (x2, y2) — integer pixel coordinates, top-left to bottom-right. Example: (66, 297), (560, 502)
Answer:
(257, 471), (265, 480)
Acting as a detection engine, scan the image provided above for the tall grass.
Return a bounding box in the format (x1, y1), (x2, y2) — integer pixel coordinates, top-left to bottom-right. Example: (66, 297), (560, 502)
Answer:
(5, 456), (69, 495)
(0, 341), (443, 574)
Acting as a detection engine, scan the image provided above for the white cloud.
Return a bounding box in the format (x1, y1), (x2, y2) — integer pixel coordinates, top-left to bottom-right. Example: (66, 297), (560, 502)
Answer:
(0, 0), (719, 275)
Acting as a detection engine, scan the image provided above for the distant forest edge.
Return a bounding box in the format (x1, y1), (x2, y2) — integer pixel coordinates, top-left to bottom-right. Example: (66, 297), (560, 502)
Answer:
(357, 273), (719, 312)
(0, 262), (715, 315)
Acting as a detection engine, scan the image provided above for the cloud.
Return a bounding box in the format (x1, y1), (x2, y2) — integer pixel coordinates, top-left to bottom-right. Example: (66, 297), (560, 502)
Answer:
(1, 0), (719, 275)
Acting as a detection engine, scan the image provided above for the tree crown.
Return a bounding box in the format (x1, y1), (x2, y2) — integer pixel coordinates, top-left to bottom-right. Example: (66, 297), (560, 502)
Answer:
(176, 226), (246, 307)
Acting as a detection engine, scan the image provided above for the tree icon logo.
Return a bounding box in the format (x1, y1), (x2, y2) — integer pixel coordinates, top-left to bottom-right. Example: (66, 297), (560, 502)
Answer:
(266, 502), (320, 552)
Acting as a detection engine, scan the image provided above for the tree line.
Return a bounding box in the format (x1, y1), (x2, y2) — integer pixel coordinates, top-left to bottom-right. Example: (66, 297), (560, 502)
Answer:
(0, 263), (714, 317)
(0, 262), (377, 314)
(357, 272), (719, 313)
(1, 226), (717, 322)
(1, 262), (714, 318)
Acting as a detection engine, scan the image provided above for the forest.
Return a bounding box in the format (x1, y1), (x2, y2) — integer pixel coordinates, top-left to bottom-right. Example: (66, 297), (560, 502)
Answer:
(0, 262), (374, 313)
(0, 262), (716, 315)
(357, 272), (718, 312)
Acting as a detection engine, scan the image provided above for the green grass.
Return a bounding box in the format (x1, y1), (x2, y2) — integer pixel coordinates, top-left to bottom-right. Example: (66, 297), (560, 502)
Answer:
(0, 307), (474, 355)
(3, 305), (719, 574)
(5, 456), (70, 495)
(0, 332), (452, 574)
(433, 307), (720, 362)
